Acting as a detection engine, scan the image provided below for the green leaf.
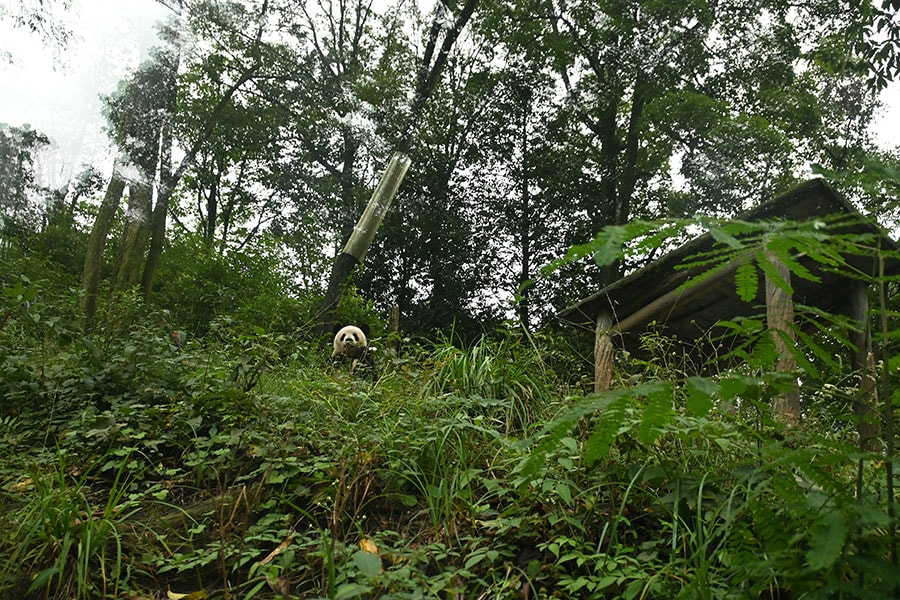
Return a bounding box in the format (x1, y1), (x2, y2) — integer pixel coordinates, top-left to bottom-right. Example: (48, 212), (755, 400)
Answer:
(685, 376), (717, 417)
(597, 575), (618, 589)
(778, 329), (819, 378)
(517, 394), (618, 479)
(27, 567), (60, 595)
(706, 222), (744, 249)
(623, 579), (645, 600)
(80, 336), (103, 360)
(583, 397), (632, 466)
(334, 583), (374, 599)
(593, 234), (625, 267)
(755, 249), (793, 295)
(583, 413), (622, 466)
(464, 551), (487, 570)
(637, 385), (675, 444)
(765, 238), (821, 283)
(806, 516), (849, 571)
(352, 549), (382, 578)
(265, 471), (286, 484)
(734, 261), (759, 302)
(518, 382), (669, 480)
(555, 481), (573, 505)
(795, 329), (839, 372)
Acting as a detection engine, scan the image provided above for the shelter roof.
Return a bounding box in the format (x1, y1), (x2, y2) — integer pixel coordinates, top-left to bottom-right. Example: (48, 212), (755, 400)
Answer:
(557, 178), (900, 353)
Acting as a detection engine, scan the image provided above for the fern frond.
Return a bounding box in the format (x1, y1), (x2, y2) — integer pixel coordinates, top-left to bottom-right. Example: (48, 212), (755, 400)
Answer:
(795, 304), (854, 350)
(777, 328), (819, 378)
(734, 260), (760, 302)
(755, 250), (794, 295)
(685, 376), (718, 416)
(637, 386), (676, 444)
(765, 237), (821, 283)
(516, 381), (673, 480)
(794, 328), (840, 373)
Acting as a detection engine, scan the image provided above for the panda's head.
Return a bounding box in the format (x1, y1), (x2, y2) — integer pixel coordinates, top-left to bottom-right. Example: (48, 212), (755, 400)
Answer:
(332, 324), (370, 358)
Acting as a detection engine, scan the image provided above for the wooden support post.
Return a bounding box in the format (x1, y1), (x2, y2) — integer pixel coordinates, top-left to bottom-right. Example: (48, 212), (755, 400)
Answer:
(595, 309), (615, 393)
(765, 255), (801, 422)
(848, 281), (882, 450)
(389, 304), (401, 354)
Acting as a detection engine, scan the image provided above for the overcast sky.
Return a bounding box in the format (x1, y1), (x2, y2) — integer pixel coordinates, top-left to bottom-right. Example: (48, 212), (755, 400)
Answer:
(0, 0), (171, 191)
(1, 0), (899, 193)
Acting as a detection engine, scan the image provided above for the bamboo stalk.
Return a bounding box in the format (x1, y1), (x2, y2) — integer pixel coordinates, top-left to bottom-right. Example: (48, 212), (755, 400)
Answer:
(342, 152), (411, 262)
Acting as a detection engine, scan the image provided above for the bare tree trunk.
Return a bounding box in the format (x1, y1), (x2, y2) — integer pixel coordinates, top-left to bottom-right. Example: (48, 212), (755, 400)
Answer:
(142, 112), (175, 299)
(81, 164), (126, 325)
(112, 181), (153, 291)
(517, 85), (532, 329)
(142, 35), (179, 299)
(141, 189), (169, 299)
(80, 0), (269, 320)
(399, 0), (480, 153)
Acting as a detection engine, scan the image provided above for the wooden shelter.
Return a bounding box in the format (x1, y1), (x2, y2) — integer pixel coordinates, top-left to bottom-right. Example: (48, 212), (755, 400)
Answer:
(557, 178), (898, 442)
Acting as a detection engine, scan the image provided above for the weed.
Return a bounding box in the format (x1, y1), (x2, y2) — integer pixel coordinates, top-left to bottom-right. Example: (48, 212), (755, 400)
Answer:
(0, 452), (141, 599)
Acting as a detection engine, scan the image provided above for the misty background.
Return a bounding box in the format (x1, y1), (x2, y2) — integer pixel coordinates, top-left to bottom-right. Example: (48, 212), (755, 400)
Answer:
(3, 0), (900, 197)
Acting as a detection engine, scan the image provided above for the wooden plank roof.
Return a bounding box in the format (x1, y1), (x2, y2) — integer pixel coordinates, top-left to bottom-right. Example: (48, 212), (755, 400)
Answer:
(557, 178), (900, 354)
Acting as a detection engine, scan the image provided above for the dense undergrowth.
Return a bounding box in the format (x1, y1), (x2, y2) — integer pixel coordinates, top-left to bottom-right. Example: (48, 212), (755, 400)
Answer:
(1, 278), (898, 600)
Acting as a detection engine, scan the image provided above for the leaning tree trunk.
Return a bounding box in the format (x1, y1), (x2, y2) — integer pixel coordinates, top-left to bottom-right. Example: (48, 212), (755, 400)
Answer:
(315, 0), (479, 336)
(112, 180), (153, 292)
(316, 152), (411, 337)
(81, 163), (127, 325)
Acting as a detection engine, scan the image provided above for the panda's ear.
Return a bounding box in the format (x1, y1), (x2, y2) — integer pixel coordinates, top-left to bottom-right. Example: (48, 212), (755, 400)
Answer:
(332, 324), (343, 335)
(359, 324), (371, 336)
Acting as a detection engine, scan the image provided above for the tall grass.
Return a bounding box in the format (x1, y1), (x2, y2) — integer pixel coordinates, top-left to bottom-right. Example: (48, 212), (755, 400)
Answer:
(423, 334), (557, 433)
(0, 451), (140, 599)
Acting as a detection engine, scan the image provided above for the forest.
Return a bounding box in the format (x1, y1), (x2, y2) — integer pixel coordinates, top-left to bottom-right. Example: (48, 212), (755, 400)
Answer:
(3, 0), (900, 598)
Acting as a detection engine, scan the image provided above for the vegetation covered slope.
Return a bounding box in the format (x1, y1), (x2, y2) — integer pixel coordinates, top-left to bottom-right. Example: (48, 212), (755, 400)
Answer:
(0, 258), (897, 599)
(2, 1), (900, 597)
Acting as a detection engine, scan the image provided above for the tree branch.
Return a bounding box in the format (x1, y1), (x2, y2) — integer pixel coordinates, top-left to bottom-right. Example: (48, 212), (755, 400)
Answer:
(400, 0), (480, 152)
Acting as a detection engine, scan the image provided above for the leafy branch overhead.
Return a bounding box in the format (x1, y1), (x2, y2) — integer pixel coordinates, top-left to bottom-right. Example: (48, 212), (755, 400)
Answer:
(544, 212), (893, 303)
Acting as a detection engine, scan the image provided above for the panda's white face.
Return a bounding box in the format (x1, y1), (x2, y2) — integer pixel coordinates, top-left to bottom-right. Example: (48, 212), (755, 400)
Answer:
(332, 325), (368, 357)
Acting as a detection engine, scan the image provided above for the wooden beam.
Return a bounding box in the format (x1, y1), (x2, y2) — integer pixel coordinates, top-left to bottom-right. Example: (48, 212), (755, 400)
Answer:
(595, 309), (615, 393)
(765, 254), (801, 422)
(611, 256), (748, 336)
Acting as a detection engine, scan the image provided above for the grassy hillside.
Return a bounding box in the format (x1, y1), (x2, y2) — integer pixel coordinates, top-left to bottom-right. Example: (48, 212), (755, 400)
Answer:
(0, 284), (897, 600)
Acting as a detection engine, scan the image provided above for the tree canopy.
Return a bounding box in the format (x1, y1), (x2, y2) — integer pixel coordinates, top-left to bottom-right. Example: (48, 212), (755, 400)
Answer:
(2, 0), (900, 335)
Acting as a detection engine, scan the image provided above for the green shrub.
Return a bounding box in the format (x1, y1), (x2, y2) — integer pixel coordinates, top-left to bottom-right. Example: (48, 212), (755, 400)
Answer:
(150, 234), (314, 335)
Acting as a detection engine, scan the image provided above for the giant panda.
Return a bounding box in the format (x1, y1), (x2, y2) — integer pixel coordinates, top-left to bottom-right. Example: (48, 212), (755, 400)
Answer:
(332, 324), (378, 379)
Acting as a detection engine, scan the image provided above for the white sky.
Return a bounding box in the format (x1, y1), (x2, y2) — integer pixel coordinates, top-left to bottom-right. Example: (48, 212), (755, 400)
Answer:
(0, 0), (171, 190)
(1, 0), (899, 194)
(872, 84), (900, 150)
